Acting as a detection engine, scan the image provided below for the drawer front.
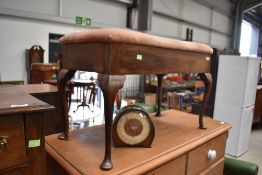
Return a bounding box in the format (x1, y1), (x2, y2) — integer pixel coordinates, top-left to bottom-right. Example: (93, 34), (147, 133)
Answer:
(0, 115), (27, 171)
(186, 133), (227, 175)
(201, 158), (224, 175)
(146, 155), (186, 175)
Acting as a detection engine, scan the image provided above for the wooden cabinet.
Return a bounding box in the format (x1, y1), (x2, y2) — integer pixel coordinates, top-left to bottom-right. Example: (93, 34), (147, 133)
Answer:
(17, 84), (64, 135)
(0, 85), (54, 175)
(30, 63), (60, 84)
(0, 115), (27, 171)
(26, 45), (44, 66)
(253, 87), (262, 124)
(145, 155), (187, 175)
(186, 133), (227, 175)
(201, 159), (224, 175)
(26, 45), (60, 84)
(46, 110), (230, 175)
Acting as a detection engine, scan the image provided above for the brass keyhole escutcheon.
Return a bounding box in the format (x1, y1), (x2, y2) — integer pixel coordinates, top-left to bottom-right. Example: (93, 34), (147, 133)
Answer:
(0, 136), (9, 152)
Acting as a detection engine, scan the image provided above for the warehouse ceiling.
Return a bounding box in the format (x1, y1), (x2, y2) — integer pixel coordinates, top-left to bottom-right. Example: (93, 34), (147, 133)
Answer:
(251, 5), (262, 18)
(242, 0), (262, 24)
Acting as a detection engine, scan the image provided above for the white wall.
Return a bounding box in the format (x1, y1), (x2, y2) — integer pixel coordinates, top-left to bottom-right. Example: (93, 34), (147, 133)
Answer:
(62, 0), (127, 28)
(152, 0), (232, 49)
(0, 0), (127, 27)
(0, 16), (88, 82)
(0, 0), (59, 16)
(152, 15), (180, 38)
(0, 0), (127, 82)
(0, 0), (233, 82)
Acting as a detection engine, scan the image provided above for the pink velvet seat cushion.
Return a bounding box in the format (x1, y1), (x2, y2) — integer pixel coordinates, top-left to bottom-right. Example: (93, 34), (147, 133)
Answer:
(59, 28), (213, 54)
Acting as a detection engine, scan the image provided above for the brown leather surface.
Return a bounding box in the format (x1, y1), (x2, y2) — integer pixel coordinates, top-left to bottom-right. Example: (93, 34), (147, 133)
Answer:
(46, 110), (230, 175)
(0, 85), (53, 113)
(0, 84), (24, 94)
(59, 28), (213, 54)
(17, 84), (57, 94)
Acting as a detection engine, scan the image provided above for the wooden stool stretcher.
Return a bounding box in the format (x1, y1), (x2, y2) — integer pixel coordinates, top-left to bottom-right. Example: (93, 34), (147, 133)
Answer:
(57, 28), (213, 170)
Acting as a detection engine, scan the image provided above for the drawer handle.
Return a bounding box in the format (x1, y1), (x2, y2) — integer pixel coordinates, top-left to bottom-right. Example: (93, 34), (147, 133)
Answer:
(0, 136), (9, 152)
(208, 150), (217, 160)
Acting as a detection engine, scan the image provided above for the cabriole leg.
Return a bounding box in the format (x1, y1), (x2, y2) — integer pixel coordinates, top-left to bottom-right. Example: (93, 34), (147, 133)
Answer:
(156, 74), (165, 116)
(198, 73), (212, 129)
(57, 69), (76, 140)
(98, 74), (125, 170)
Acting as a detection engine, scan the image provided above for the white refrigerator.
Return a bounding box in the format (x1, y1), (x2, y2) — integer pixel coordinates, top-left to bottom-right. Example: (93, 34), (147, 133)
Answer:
(213, 55), (260, 157)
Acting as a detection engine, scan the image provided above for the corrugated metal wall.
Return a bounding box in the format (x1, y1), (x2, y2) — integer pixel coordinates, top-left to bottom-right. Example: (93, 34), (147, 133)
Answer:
(120, 75), (141, 98)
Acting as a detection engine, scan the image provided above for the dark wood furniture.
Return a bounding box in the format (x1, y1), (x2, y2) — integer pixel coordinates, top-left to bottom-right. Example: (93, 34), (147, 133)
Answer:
(192, 48), (219, 118)
(43, 79), (73, 109)
(30, 63), (60, 84)
(26, 45), (44, 83)
(253, 87), (262, 124)
(42, 79), (58, 86)
(46, 110), (231, 174)
(0, 80), (24, 85)
(26, 45), (44, 67)
(57, 28), (213, 170)
(0, 85), (53, 175)
(17, 84), (64, 135)
(71, 81), (97, 112)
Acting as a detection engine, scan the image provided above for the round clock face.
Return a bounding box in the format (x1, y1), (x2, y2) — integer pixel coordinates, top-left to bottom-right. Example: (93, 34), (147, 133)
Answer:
(116, 111), (150, 145)
(113, 105), (155, 147)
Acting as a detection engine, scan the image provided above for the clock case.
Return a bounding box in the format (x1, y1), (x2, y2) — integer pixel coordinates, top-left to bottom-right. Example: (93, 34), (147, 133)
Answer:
(112, 105), (155, 148)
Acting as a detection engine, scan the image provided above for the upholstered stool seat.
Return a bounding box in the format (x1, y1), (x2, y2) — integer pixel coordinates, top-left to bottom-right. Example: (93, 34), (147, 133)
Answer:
(57, 28), (213, 171)
(59, 28), (212, 55)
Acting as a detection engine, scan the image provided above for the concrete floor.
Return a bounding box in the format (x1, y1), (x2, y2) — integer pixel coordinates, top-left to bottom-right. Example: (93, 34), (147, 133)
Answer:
(237, 127), (262, 175)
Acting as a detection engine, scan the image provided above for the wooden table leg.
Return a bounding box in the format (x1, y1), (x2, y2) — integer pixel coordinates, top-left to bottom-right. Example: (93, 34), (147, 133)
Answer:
(198, 73), (212, 129)
(57, 69), (76, 140)
(156, 74), (165, 116)
(98, 74), (125, 170)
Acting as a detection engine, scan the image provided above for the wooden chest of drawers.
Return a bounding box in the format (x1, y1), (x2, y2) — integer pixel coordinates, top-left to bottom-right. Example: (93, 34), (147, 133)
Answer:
(0, 85), (54, 175)
(46, 110), (230, 175)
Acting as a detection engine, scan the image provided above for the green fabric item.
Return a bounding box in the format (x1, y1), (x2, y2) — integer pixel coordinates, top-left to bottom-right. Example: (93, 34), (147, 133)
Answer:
(135, 103), (156, 114)
(224, 157), (259, 175)
(135, 103), (168, 114)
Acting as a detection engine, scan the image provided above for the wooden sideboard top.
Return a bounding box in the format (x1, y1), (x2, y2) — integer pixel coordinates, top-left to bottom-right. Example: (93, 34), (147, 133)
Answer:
(31, 63), (60, 71)
(0, 85), (54, 115)
(17, 84), (57, 95)
(46, 109), (230, 175)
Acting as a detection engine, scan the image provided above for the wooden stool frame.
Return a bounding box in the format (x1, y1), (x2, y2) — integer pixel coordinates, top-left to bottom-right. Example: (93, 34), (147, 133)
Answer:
(57, 42), (212, 170)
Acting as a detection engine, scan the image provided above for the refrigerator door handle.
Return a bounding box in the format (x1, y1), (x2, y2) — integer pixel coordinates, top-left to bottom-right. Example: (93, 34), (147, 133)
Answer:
(241, 105), (255, 110)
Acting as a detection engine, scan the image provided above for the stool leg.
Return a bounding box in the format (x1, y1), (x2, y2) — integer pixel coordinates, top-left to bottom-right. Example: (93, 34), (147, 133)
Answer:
(57, 69), (76, 140)
(198, 73), (212, 129)
(156, 74), (165, 116)
(98, 74), (125, 170)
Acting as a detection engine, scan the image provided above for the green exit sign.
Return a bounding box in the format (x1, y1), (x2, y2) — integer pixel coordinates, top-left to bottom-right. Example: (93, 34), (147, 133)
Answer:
(75, 16), (91, 26)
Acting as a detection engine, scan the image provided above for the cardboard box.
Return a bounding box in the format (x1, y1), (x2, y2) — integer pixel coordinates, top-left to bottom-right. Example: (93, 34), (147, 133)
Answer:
(121, 98), (136, 108)
(144, 93), (156, 105)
